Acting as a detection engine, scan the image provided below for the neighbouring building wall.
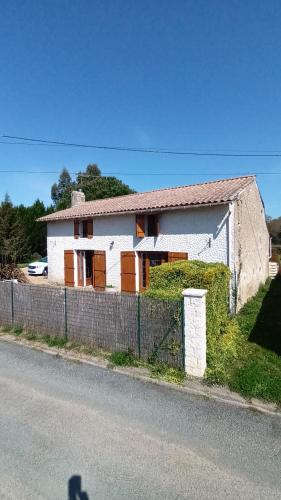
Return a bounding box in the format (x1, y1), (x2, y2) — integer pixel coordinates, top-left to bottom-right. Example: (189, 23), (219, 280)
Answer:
(47, 204), (231, 289)
(234, 181), (269, 310)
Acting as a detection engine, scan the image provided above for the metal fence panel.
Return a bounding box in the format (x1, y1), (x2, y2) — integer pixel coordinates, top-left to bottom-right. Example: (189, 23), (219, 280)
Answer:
(13, 283), (65, 337)
(0, 282), (184, 368)
(0, 282), (13, 327)
(66, 289), (138, 351)
(139, 296), (183, 368)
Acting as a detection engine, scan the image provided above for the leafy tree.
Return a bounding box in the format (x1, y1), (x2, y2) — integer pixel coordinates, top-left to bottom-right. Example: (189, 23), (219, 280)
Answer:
(51, 167), (75, 210)
(76, 163), (101, 188)
(51, 163), (135, 210)
(267, 216), (281, 244)
(81, 175), (134, 201)
(17, 200), (53, 258)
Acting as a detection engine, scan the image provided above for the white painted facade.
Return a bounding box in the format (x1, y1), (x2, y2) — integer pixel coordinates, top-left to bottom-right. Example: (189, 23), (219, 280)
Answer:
(47, 179), (270, 310)
(47, 204), (233, 289)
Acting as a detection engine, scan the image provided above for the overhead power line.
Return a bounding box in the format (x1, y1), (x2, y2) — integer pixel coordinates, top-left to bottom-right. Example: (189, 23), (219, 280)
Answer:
(0, 169), (281, 176)
(3, 134), (281, 157)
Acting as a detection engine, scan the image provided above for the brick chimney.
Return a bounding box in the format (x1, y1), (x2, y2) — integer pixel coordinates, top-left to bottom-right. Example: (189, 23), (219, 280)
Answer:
(71, 189), (85, 207)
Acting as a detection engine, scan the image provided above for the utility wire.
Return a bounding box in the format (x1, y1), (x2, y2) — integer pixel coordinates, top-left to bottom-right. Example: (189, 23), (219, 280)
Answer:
(0, 170), (280, 176)
(4, 134), (281, 157)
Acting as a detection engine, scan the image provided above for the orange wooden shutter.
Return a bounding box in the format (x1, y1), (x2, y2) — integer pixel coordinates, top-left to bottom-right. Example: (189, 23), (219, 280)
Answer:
(87, 220), (93, 239)
(74, 220), (80, 239)
(136, 214), (145, 237)
(77, 251), (84, 286)
(64, 250), (75, 287)
(121, 251), (136, 293)
(93, 251), (106, 290)
(168, 252), (188, 263)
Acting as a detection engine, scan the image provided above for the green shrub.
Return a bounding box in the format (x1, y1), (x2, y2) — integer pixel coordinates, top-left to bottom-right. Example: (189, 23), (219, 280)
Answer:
(144, 260), (231, 342)
(42, 335), (67, 348)
(13, 325), (23, 336)
(150, 363), (185, 384)
(206, 318), (243, 384)
(109, 349), (138, 367)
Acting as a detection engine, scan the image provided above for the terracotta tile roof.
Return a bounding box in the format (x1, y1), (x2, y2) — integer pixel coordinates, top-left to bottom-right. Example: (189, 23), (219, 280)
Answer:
(38, 175), (255, 222)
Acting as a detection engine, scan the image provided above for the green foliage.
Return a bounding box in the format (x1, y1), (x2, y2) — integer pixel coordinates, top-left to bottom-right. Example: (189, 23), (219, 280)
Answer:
(25, 332), (37, 341)
(150, 363), (185, 384)
(144, 260), (231, 342)
(109, 349), (138, 367)
(17, 199), (53, 258)
(0, 195), (52, 264)
(0, 325), (13, 333)
(237, 281), (270, 337)
(51, 164), (135, 211)
(206, 280), (281, 404)
(0, 195), (30, 264)
(267, 215), (281, 244)
(13, 326), (23, 336)
(42, 335), (67, 348)
(30, 252), (42, 262)
(51, 167), (74, 210)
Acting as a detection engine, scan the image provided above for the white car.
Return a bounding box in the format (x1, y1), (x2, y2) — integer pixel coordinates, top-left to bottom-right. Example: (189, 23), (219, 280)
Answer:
(28, 257), (48, 276)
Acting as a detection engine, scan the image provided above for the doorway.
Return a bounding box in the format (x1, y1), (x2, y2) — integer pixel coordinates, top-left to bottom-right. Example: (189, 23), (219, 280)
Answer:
(85, 251), (94, 286)
(139, 252), (168, 291)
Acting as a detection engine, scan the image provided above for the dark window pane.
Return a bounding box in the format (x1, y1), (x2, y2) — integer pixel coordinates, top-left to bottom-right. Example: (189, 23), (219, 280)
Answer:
(147, 215), (159, 237)
(82, 221), (88, 238)
(85, 252), (92, 278)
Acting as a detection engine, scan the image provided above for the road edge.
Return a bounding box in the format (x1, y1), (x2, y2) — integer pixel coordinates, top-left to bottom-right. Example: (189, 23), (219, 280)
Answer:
(0, 334), (280, 418)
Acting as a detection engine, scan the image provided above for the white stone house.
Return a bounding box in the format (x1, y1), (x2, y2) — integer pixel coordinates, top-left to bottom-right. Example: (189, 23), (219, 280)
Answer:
(39, 176), (269, 310)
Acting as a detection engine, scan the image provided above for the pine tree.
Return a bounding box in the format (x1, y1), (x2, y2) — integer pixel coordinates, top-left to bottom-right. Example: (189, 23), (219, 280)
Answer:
(0, 195), (30, 264)
(51, 168), (75, 210)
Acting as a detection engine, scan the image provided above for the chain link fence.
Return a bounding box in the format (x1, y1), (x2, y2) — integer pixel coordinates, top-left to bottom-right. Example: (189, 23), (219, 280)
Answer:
(0, 282), (184, 368)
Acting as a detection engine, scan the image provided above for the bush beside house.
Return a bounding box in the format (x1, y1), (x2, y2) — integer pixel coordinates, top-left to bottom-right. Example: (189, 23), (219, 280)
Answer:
(145, 260), (281, 405)
(144, 259), (231, 347)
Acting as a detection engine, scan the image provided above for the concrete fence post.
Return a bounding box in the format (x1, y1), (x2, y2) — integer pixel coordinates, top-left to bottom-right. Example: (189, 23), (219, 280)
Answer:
(182, 288), (208, 377)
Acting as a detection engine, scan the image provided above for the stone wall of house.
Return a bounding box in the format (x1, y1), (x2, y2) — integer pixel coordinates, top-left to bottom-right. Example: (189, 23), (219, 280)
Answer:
(47, 204), (231, 290)
(234, 180), (269, 309)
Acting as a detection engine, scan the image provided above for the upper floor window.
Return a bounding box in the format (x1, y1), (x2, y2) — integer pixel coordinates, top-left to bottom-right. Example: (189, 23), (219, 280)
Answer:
(74, 220), (93, 239)
(136, 214), (159, 238)
(147, 214), (159, 237)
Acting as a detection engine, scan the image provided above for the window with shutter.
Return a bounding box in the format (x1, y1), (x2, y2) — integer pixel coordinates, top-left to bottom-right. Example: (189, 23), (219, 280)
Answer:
(136, 214), (145, 237)
(74, 220), (80, 239)
(147, 214), (159, 237)
(82, 220), (93, 238)
(86, 220), (93, 239)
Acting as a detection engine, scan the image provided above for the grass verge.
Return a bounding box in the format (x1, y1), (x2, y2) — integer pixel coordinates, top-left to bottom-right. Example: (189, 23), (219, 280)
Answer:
(0, 327), (185, 385)
(206, 278), (281, 405)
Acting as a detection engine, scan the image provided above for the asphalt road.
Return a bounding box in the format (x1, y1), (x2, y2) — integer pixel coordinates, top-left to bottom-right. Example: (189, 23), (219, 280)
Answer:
(0, 340), (280, 500)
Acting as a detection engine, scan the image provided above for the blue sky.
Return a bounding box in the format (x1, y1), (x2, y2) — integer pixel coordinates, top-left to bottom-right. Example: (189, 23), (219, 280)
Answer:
(1, 0), (281, 216)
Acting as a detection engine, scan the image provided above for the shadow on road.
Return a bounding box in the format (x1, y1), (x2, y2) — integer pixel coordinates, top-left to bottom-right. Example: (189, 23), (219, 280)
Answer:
(249, 276), (281, 356)
(68, 475), (89, 500)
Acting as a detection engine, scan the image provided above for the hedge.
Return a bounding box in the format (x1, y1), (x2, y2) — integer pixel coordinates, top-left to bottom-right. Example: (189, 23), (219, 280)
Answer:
(144, 260), (231, 344)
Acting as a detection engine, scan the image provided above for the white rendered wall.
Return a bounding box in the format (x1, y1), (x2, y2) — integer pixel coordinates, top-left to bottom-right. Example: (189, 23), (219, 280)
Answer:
(47, 205), (232, 289)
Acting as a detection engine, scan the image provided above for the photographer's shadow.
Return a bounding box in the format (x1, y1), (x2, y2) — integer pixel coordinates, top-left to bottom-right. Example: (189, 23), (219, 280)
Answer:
(68, 475), (89, 500)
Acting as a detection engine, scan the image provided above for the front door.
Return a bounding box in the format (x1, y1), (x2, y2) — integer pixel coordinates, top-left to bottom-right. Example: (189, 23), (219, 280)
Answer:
(93, 251), (106, 290)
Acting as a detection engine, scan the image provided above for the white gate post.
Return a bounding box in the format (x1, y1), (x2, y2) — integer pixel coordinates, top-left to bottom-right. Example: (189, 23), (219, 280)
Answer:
(182, 288), (208, 377)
